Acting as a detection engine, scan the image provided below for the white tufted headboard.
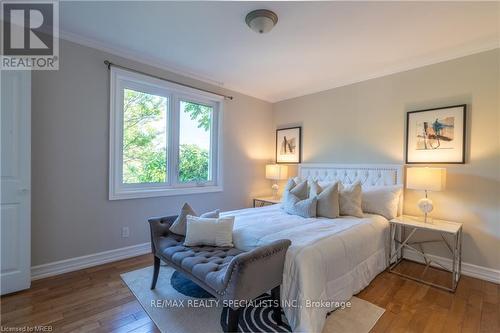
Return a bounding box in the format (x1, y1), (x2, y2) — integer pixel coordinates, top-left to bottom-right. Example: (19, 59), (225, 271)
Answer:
(298, 163), (404, 215)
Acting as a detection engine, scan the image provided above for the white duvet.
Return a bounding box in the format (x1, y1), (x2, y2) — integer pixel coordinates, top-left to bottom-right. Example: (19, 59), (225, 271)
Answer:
(222, 204), (389, 333)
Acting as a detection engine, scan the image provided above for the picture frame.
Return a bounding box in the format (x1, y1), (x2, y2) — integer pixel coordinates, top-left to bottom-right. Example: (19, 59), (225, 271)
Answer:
(276, 126), (302, 164)
(406, 104), (466, 164)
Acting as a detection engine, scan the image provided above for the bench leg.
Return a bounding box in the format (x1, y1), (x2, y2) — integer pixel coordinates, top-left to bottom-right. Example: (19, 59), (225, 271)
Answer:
(150, 256), (160, 290)
(226, 307), (241, 333)
(271, 286), (283, 325)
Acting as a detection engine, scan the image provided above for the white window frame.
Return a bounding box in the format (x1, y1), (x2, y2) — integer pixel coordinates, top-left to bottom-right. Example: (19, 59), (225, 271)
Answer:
(109, 67), (223, 200)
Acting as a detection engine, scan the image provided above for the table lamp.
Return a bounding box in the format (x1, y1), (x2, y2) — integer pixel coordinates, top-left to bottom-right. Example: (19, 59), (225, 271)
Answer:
(406, 167), (446, 223)
(266, 164), (288, 199)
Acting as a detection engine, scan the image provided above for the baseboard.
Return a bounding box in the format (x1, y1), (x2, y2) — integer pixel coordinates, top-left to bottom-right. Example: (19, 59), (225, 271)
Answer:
(403, 251), (500, 284)
(31, 242), (500, 284)
(31, 242), (151, 280)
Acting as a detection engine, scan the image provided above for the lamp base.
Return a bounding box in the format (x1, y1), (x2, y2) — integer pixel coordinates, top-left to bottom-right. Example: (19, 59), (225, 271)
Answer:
(271, 184), (279, 199)
(417, 197), (434, 223)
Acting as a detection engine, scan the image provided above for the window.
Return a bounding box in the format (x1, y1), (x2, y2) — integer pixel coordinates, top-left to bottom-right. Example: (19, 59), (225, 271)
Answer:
(122, 88), (168, 184)
(109, 67), (222, 199)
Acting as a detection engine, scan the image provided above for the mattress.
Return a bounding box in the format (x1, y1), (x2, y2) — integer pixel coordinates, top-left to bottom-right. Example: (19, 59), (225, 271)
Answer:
(222, 204), (389, 333)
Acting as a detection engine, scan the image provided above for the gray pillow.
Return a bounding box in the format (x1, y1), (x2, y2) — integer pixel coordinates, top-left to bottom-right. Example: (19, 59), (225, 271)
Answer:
(291, 181), (308, 199)
(339, 182), (364, 218)
(282, 179), (309, 203)
(169, 203), (220, 236)
(283, 192), (317, 218)
(310, 180), (340, 218)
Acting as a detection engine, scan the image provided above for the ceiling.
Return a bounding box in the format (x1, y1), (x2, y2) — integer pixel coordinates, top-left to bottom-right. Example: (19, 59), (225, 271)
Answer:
(60, 1), (499, 102)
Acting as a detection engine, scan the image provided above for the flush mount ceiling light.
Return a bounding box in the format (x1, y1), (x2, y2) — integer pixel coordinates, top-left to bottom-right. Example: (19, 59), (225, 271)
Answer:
(245, 9), (278, 34)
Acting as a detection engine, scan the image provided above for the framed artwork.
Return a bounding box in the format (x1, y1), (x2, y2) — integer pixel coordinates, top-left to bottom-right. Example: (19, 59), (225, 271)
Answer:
(406, 104), (466, 164)
(276, 126), (301, 164)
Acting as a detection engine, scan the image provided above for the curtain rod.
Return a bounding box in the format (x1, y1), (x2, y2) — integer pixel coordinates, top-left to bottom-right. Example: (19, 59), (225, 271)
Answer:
(104, 60), (233, 100)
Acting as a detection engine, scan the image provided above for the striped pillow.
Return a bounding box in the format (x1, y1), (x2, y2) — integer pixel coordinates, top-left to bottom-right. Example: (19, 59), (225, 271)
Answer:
(283, 192), (317, 218)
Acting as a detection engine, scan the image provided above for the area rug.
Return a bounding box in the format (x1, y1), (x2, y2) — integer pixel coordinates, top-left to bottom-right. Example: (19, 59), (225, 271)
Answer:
(121, 265), (384, 333)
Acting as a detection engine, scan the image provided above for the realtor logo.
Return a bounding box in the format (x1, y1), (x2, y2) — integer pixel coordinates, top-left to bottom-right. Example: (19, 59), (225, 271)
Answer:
(1, 0), (59, 70)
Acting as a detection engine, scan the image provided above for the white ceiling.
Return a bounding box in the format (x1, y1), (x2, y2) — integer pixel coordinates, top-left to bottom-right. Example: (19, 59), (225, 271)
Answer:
(60, 1), (499, 102)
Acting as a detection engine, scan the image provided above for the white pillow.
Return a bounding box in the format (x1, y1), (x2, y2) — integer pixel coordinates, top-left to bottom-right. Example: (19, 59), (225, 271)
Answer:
(184, 215), (234, 247)
(362, 186), (402, 220)
(339, 182), (364, 218)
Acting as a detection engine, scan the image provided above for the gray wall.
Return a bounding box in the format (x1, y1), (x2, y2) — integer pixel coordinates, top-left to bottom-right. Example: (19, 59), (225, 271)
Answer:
(273, 49), (500, 270)
(32, 40), (274, 265)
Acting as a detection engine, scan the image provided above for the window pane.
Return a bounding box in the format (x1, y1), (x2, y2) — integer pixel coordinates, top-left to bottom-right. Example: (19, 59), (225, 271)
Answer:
(122, 88), (167, 184)
(179, 101), (212, 183)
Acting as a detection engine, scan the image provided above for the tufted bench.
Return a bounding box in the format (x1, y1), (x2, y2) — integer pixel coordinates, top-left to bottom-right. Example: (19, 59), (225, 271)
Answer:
(148, 215), (291, 333)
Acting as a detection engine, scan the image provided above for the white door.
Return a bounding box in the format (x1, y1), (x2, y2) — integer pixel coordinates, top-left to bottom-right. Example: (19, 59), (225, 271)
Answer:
(1, 71), (31, 295)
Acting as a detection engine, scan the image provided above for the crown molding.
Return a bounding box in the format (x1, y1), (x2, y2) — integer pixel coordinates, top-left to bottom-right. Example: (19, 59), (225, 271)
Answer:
(59, 30), (225, 88)
(59, 30), (499, 103)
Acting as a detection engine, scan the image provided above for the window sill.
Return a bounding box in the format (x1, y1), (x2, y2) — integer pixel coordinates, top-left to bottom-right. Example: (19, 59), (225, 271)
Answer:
(109, 185), (223, 200)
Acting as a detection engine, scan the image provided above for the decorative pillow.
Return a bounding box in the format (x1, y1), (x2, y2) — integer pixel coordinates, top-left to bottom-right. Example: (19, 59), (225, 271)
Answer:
(362, 186), (402, 220)
(201, 209), (221, 218)
(282, 179), (309, 203)
(283, 178), (296, 192)
(184, 216), (235, 247)
(310, 180), (340, 218)
(291, 181), (308, 199)
(339, 182), (364, 218)
(169, 203), (220, 236)
(283, 193), (317, 218)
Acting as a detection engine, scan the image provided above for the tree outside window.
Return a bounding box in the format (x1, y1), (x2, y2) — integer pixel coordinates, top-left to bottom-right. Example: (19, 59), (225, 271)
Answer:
(122, 90), (212, 184)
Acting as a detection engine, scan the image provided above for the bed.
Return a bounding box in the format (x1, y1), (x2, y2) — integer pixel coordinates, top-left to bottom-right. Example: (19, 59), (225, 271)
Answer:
(222, 164), (403, 333)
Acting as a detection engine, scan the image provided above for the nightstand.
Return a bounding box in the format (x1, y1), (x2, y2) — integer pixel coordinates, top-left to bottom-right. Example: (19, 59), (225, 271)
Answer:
(388, 215), (463, 292)
(253, 196), (281, 208)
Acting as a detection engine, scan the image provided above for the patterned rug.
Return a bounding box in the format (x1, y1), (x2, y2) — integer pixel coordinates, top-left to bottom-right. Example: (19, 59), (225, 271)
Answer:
(170, 271), (291, 332)
(121, 265), (384, 333)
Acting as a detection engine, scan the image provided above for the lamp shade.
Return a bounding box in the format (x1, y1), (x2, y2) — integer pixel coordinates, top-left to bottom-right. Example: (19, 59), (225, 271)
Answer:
(406, 167), (446, 191)
(265, 164), (288, 180)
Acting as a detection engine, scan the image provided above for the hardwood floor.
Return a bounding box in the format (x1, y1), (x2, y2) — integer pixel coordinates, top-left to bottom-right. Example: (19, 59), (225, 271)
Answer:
(1, 255), (498, 332)
(1, 255), (158, 333)
(358, 260), (499, 333)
